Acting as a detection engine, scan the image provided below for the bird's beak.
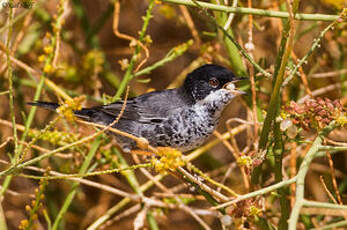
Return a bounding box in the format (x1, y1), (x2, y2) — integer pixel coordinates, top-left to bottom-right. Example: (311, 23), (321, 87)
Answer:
(223, 82), (246, 95)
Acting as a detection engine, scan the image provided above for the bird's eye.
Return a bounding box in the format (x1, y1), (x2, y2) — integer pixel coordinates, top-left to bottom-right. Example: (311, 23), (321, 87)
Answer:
(208, 78), (219, 88)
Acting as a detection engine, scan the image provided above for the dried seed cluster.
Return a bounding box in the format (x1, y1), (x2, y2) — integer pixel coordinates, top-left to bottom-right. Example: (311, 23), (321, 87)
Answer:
(226, 198), (262, 229)
(284, 97), (346, 131)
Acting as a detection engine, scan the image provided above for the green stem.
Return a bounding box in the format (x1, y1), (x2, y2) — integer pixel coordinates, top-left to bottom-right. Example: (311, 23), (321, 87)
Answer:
(133, 40), (193, 77)
(6, 0), (17, 162)
(258, 0), (298, 152)
(162, 0), (339, 21)
(113, 148), (143, 196)
(223, 29), (247, 76)
(18, 76), (45, 153)
(52, 137), (102, 230)
(212, 0), (247, 76)
(212, 176), (297, 210)
(0, 66), (44, 203)
(274, 122), (290, 230)
(270, 5), (298, 225)
(0, 0), (16, 202)
(252, 0), (297, 187)
(303, 200), (347, 210)
(147, 212), (160, 230)
(21, 163), (152, 180)
(288, 122), (337, 230)
(319, 146), (347, 151)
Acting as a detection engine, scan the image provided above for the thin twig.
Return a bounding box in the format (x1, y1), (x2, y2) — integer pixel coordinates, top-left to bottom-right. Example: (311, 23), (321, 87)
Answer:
(325, 149), (347, 219)
(212, 176), (297, 210)
(291, 51), (312, 96)
(177, 167), (229, 202)
(246, 0), (259, 152)
(311, 69), (347, 78)
(283, 20), (338, 88)
(298, 81), (347, 104)
(319, 176), (338, 204)
(187, 162), (239, 197)
(213, 130), (249, 190)
(311, 220), (347, 230)
(112, 0), (149, 72)
(112, 0), (155, 101)
(0, 160), (136, 199)
(223, 0), (238, 30)
(52, 0), (70, 67)
(179, 5), (201, 47)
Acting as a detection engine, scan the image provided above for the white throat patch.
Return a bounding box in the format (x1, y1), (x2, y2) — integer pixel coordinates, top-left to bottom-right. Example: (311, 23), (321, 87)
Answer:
(198, 88), (235, 105)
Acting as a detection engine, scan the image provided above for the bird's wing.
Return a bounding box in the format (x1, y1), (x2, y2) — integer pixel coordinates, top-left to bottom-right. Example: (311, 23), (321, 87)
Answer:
(99, 100), (165, 123)
(96, 89), (187, 124)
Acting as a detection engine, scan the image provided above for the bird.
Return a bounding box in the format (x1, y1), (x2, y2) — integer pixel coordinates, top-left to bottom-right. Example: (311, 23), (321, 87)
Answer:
(29, 64), (245, 153)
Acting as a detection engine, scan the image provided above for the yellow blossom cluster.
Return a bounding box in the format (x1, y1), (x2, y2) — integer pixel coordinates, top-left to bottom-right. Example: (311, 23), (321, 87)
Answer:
(152, 147), (185, 174)
(19, 177), (48, 230)
(57, 96), (86, 122)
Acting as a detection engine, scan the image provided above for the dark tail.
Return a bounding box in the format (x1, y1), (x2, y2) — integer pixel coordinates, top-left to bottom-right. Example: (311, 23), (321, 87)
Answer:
(27, 101), (60, 111)
(28, 101), (96, 121)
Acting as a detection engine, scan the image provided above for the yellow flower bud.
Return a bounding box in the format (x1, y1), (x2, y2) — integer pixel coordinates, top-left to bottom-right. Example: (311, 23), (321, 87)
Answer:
(43, 64), (53, 73)
(38, 55), (46, 62)
(43, 46), (53, 54)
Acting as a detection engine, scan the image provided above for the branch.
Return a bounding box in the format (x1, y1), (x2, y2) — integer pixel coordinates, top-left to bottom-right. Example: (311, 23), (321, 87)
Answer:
(162, 0), (339, 21)
(282, 20), (338, 87)
(303, 200), (347, 210)
(311, 220), (347, 230)
(288, 122), (338, 230)
(319, 146), (347, 151)
(112, 0), (155, 101)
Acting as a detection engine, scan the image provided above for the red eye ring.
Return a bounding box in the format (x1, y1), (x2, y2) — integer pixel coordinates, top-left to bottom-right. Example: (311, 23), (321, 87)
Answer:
(208, 78), (219, 88)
